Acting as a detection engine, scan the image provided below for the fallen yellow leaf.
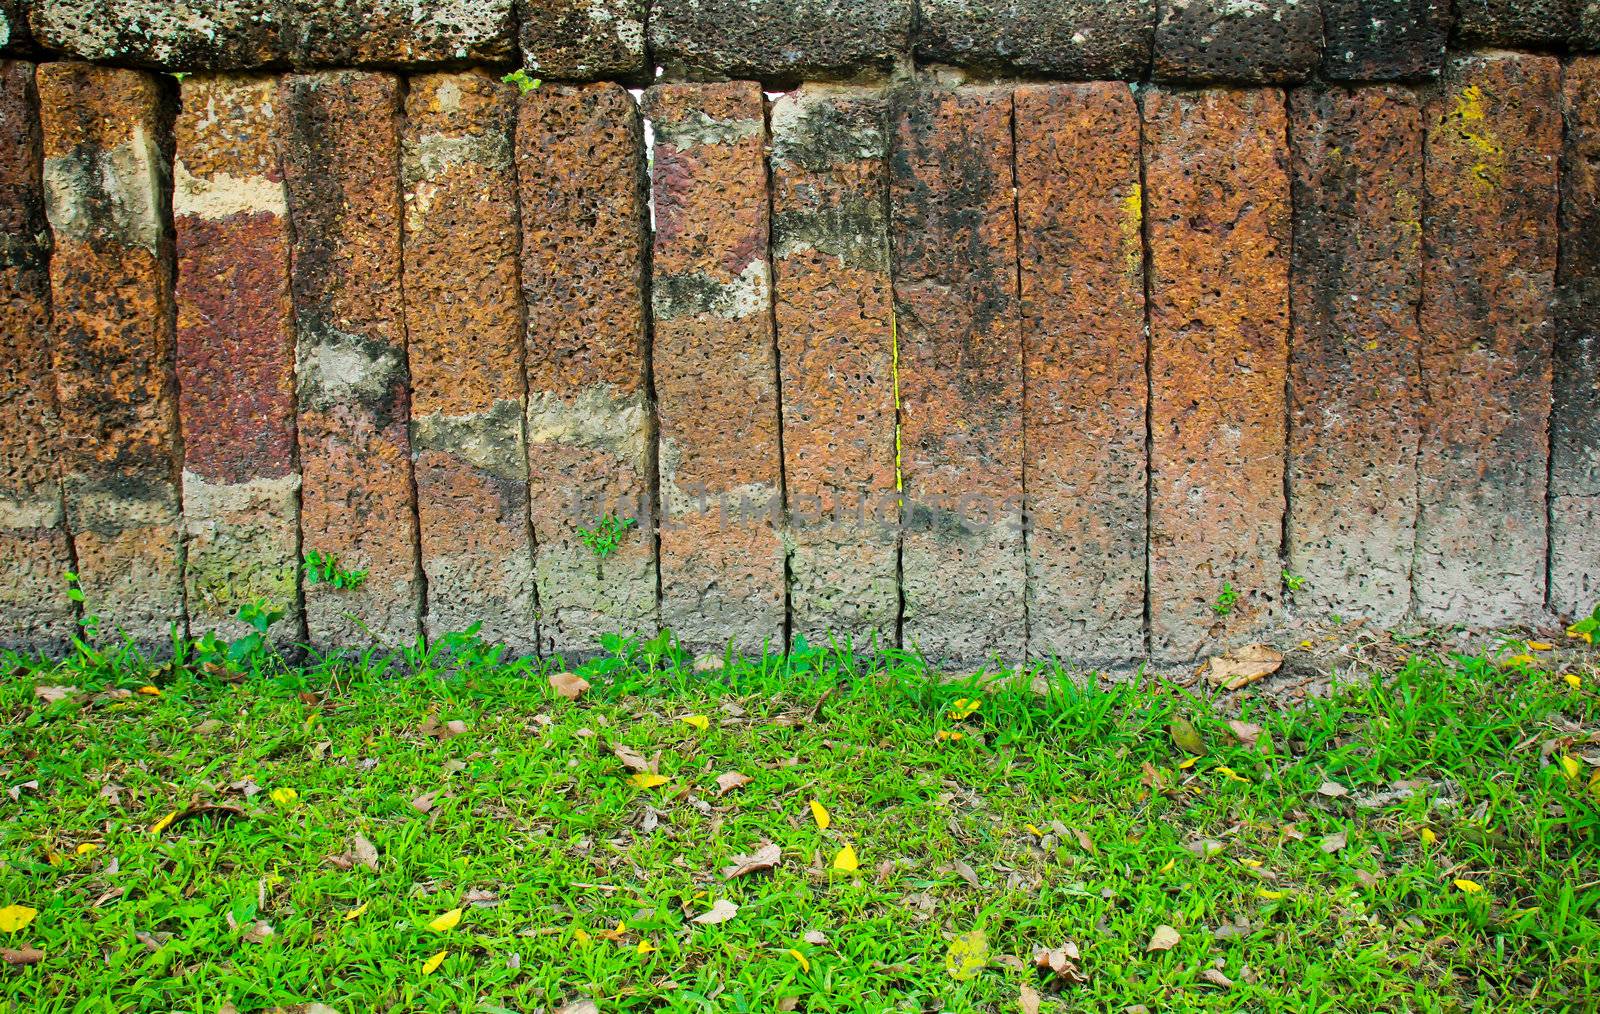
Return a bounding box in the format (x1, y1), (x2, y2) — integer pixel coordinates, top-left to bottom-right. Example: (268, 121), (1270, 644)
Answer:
(1238, 857), (1262, 869)
(74, 843), (98, 856)
(680, 714), (710, 732)
(1529, 641), (1554, 651)
(948, 698), (981, 721)
(1157, 858), (1176, 874)
(1177, 756), (1197, 770)
(629, 773), (670, 789)
(0, 904), (37, 933)
(1455, 879), (1484, 894)
(832, 845), (859, 872)
(573, 928), (591, 945)
(428, 908), (463, 933)
(422, 949), (447, 974)
(945, 928), (988, 981)
(1257, 889), (1285, 900)
(935, 729), (964, 743)
(1560, 755), (1583, 780)
(345, 902), (369, 921)
(1024, 823), (1045, 837)
(150, 811), (177, 835)
(269, 787), (299, 807)
(1420, 827), (1438, 846)
(1504, 654), (1537, 667)
(136, 685), (161, 696)
(1565, 673), (1583, 689)
(1215, 766), (1250, 783)
(809, 799), (830, 830)
(637, 939), (656, 954)
(787, 948), (810, 972)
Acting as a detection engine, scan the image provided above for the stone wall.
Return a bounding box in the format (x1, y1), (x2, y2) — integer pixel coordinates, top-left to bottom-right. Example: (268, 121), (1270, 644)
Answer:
(0, 1), (1597, 667)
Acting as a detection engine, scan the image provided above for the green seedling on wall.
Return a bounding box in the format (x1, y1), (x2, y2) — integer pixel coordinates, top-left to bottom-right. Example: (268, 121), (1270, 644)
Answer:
(502, 69), (541, 94)
(579, 514), (637, 560)
(191, 600), (284, 671)
(1211, 581), (1238, 617)
(1283, 570), (1306, 594)
(304, 550), (367, 590)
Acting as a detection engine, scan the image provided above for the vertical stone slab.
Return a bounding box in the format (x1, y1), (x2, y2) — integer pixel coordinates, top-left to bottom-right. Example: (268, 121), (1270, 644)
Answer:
(1556, 59), (1600, 618)
(0, 60), (75, 653)
(646, 82), (785, 656)
(38, 62), (185, 651)
(1286, 86), (1423, 627)
(281, 70), (421, 648)
(891, 85), (1024, 667)
(173, 74), (300, 643)
(519, 83), (657, 657)
(1144, 87), (1290, 663)
(1417, 54), (1560, 625)
(403, 70), (537, 653)
(1014, 82), (1146, 666)
(771, 85), (897, 648)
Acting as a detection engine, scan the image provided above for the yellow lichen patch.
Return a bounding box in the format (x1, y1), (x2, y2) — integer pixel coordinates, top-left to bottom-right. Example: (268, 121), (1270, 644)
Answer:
(1120, 182), (1143, 273)
(1448, 85), (1503, 190)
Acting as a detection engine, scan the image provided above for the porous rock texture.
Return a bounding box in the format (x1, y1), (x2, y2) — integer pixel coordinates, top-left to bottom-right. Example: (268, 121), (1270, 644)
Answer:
(519, 0), (646, 81)
(915, 0), (1154, 81)
(281, 70), (422, 648)
(1154, 0), (1324, 84)
(1454, 0), (1574, 47)
(1552, 57), (1600, 618)
(31, 0), (513, 69)
(38, 62), (186, 652)
(1320, 0), (1451, 80)
(1416, 52), (1559, 626)
(647, 82), (786, 656)
(1144, 86), (1290, 663)
(0, 60), (76, 653)
(1286, 86), (1423, 628)
(519, 83), (657, 658)
(403, 70), (537, 653)
(1014, 82), (1146, 666)
(652, 0), (910, 85)
(891, 84), (1025, 667)
(771, 85), (898, 648)
(173, 74), (301, 644)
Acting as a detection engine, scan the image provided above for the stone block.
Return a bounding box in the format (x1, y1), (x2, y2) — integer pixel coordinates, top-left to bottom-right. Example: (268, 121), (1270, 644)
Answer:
(519, 0), (645, 81)
(1416, 53), (1560, 626)
(174, 74), (300, 643)
(1320, 0), (1450, 81)
(646, 81), (785, 656)
(519, 82), (657, 658)
(1286, 86), (1423, 627)
(1453, 0), (1572, 47)
(403, 70), (537, 653)
(1154, 0), (1322, 84)
(281, 70), (421, 648)
(916, 0), (1153, 80)
(890, 84), (1025, 669)
(38, 62), (184, 651)
(1014, 82), (1145, 666)
(771, 85), (897, 648)
(652, 0), (911, 85)
(1143, 86), (1290, 663)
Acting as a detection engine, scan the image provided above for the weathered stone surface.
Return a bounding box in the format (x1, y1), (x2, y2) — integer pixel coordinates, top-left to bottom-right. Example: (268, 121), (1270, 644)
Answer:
(1014, 82), (1145, 666)
(1453, 0), (1572, 47)
(771, 85), (897, 648)
(1552, 58), (1600, 617)
(646, 82), (784, 655)
(519, 0), (645, 81)
(1144, 86), (1289, 662)
(1417, 54), (1559, 626)
(0, 61), (75, 653)
(1154, 0), (1322, 84)
(403, 70), (536, 653)
(1, 0), (32, 54)
(38, 62), (184, 650)
(281, 70), (421, 648)
(652, 0), (910, 85)
(32, 0), (512, 69)
(519, 83), (656, 657)
(174, 74), (300, 643)
(1287, 86), (1423, 627)
(916, 0), (1153, 80)
(1320, 0), (1450, 81)
(891, 85), (1024, 668)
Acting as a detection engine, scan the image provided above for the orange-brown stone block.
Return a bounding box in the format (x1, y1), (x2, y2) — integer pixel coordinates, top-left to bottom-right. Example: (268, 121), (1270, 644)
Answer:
(404, 70), (537, 653)
(174, 74), (300, 643)
(1287, 86), (1423, 628)
(281, 70), (421, 648)
(520, 82), (656, 657)
(1144, 86), (1289, 663)
(646, 82), (785, 655)
(38, 62), (184, 651)
(891, 85), (1024, 668)
(1554, 58), (1600, 619)
(0, 60), (75, 653)
(1417, 54), (1559, 625)
(771, 85), (897, 649)
(1014, 82), (1145, 666)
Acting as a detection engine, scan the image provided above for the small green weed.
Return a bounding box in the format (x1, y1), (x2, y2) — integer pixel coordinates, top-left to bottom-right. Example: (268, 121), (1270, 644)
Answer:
(1282, 569), (1305, 593)
(501, 69), (541, 94)
(303, 549), (367, 590)
(1211, 581), (1238, 616)
(578, 514), (637, 560)
(1568, 599), (1600, 644)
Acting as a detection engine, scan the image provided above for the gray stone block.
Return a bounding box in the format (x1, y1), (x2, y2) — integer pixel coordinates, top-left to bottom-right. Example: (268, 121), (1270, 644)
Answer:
(915, 0), (1154, 80)
(1153, 0), (1323, 84)
(651, 0), (910, 84)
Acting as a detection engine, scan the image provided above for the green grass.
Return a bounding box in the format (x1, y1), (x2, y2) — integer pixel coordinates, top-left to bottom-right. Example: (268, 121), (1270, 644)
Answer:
(1, 632), (1597, 1012)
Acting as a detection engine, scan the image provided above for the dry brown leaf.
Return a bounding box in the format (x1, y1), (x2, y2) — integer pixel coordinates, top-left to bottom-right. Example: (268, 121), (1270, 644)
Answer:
(1146, 925), (1181, 952)
(1317, 781), (1349, 799)
(1201, 968), (1234, 988)
(1019, 984), (1041, 1014)
(722, 843), (781, 879)
(612, 743), (653, 774)
(351, 834), (379, 872)
(715, 771), (752, 796)
(1320, 830), (1348, 854)
(411, 791), (440, 814)
(803, 930), (828, 945)
(952, 859), (981, 889)
(691, 899), (739, 925)
(1203, 644), (1284, 690)
(33, 686), (77, 704)
(1034, 940), (1087, 984)
(1227, 720), (1263, 746)
(556, 1002), (598, 1014)
(1, 946), (43, 965)
(549, 672), (590, 701)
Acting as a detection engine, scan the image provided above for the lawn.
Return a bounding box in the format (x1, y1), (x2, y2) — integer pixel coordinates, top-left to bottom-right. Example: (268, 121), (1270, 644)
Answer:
(1, 627), (1597, 1012)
